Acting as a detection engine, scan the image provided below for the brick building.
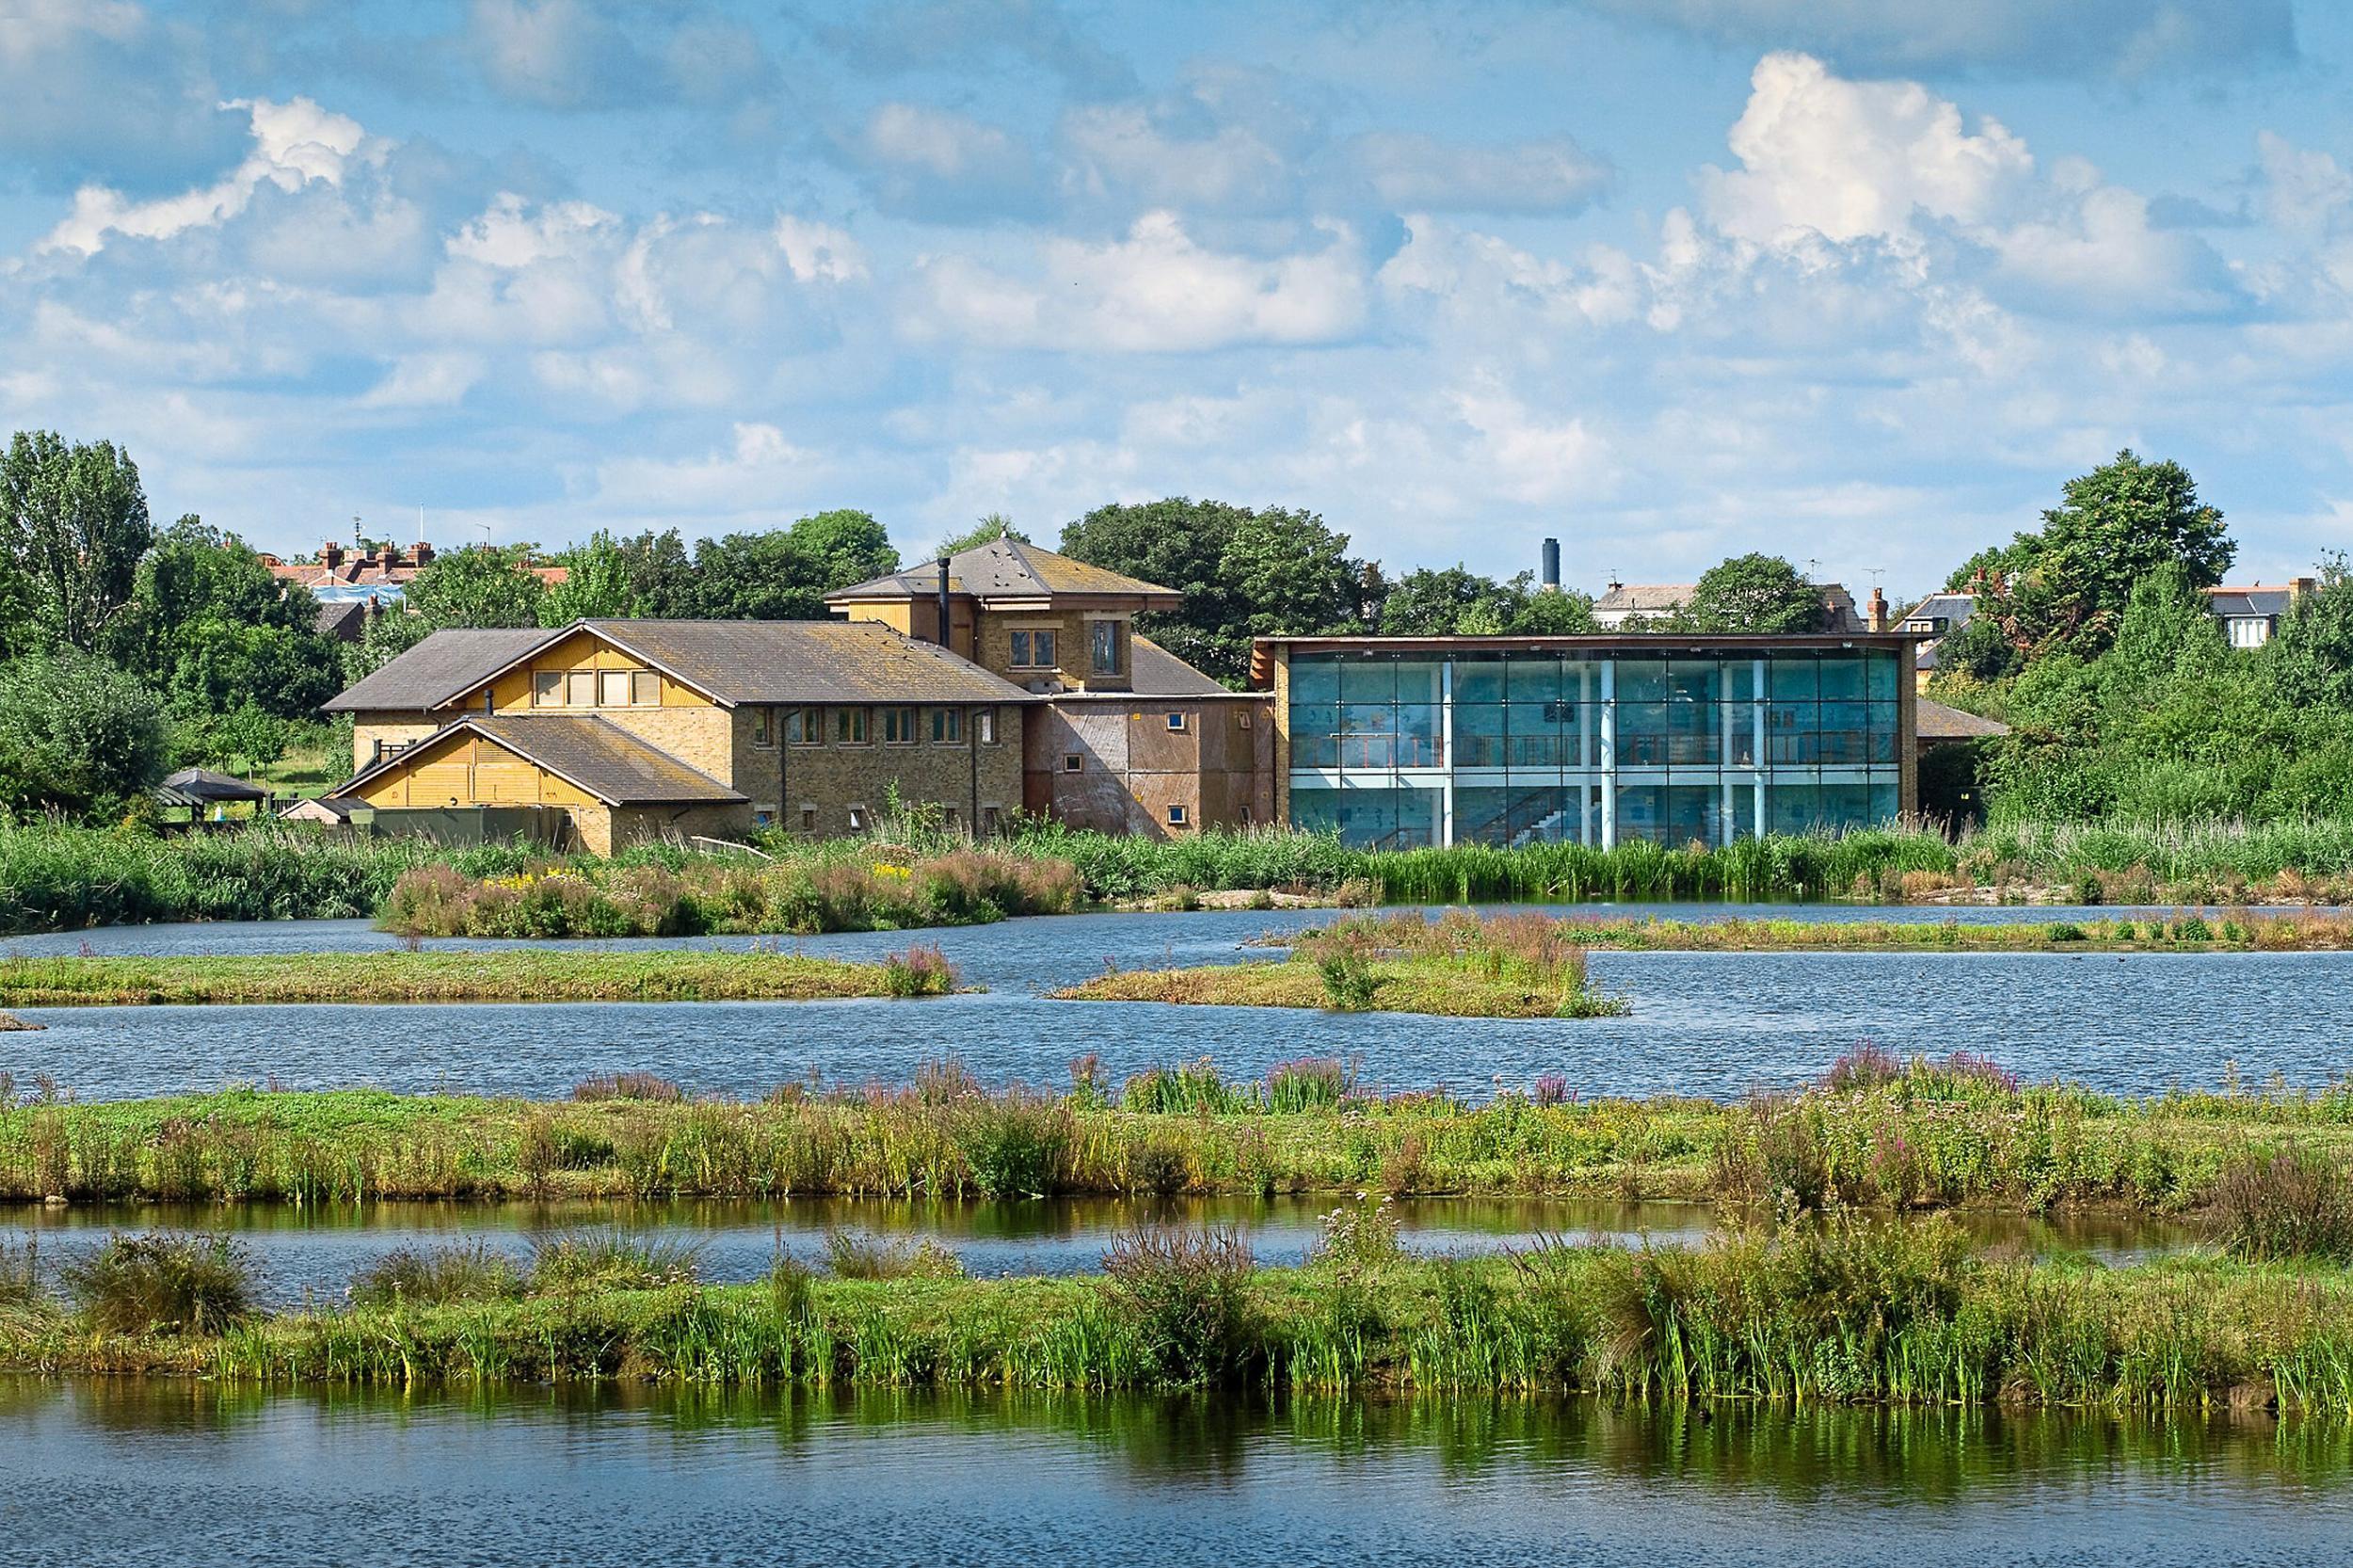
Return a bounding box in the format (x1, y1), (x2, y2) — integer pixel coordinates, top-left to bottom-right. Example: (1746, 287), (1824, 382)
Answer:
(315, 539), (1268, 851)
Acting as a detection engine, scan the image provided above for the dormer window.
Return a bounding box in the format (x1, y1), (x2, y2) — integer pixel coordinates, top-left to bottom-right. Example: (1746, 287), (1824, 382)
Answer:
(1011, 629), (1057, 669)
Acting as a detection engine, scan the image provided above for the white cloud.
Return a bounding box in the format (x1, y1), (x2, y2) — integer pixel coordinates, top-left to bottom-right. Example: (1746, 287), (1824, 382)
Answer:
(40, 96), (372, 255)
(445, 191), (620, 268)
(1700, 52), (2031, 247)
(1057, 103), (1294, 214)
(864, 103), (1025, 181)
(774, 216), (867, 283)
(910, 211), (1368, 351)
(359, 352), (486, 408)
(2259, 131), (2353, 238)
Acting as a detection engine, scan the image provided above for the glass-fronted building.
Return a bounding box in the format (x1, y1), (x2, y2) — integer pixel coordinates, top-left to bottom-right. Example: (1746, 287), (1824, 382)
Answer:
(1258, 636), (1916, 850)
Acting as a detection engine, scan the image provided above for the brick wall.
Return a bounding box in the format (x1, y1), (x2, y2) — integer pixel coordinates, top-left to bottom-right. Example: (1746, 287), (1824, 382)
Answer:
(770, 703), (1024, 835)
(1025, 697), (1273, 837)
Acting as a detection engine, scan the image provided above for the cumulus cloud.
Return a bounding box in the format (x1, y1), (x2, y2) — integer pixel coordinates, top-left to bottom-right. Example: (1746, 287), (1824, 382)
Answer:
(0, 0), (250, 190)
(1576, 0), (2297, 79)
(1700, 53), (2030, 246)
(40, 97), (374, 255)
(909, 211), (1368, 351)
(850, 103), (1042, 219)
(2259, 131), (2353, 238)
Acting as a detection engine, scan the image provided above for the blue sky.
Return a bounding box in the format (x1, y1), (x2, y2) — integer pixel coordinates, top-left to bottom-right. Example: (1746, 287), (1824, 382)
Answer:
(4, 1), (2352, 599)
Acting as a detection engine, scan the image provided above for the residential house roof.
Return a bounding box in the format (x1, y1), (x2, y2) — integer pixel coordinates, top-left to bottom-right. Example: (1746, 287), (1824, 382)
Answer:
(827, 539), (1180, 606)
(1914, 698), (2009, 741)
(1594, 581), (1866, 632)
(341, 715), (746, 807)
(2204, 585), (2296, 619)
(323, 628), (557, 712)
(263, 541), (568, 595)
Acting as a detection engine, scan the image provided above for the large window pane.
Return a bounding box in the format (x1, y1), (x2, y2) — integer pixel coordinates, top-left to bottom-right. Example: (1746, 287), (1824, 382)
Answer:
(1769, 657), (1819, 700)
(1396, 702), (1442, 768)
(1667, 702), (1720, 765)
(1618, 701), (1671, 766)
(1291, 704), (1340, 770)
(1664, 783), (1720, 846)
(1454, 661), (1507, 705)
(1615, 783), (1667, 843)
(1454, 788), (1512, 845)
(1455, 704), (1507, 767)
(1508, 658), (1565, 704)
(1768, 780), (1823, 836)
(1616, 658), (1669, 702)
(1819, 700), (1870, 764)
(1667, 660), (1721, 703)
(1722, 660), (1765, 703)
(1291, 658), (1341, 705)
(1767, 701), (1817, 763)
(1865, 649), (1899, 700)
(1340, 661), (1394, 703)
(1393, 659), (1446, 709)
(1818, 654), (1867, 700)
(1339, 704), (1397, 770)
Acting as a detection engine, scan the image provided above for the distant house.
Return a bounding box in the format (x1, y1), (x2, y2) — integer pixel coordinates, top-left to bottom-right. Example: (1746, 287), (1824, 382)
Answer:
(1593, 579), (1872, 632)
(259, 539), (569, 606)
(313, 597), (383, 644)
(2204, 582), (2314, 649)
(1901, 592), (1977, 686)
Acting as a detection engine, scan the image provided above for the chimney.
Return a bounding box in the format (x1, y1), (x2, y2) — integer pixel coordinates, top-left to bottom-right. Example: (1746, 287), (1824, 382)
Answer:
(413, 539), (436, 566)
(1541, 537), (1561, 593)
(321, 540), (344, 569)
(1867, 586), (1890, 632)
(936, 556), (952, 648)
(378, 542), (401, 569)
(2295, 576), (2318, 603)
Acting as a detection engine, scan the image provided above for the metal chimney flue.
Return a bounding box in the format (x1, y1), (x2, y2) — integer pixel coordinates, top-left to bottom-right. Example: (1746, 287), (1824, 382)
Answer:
(936, 556), (952, 649)
(1540, 537), (1561, 593)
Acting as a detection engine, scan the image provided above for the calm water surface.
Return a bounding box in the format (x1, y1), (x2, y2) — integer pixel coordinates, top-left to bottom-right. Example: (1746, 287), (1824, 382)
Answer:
(3, 1380), (2349, 1566)
(4, 906), (2350, 1100)
(0, 1195), (2193, 1306)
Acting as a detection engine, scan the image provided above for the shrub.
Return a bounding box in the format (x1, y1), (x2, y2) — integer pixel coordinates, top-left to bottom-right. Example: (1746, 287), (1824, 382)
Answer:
(1101, 1226), (1256, 1385)
(348, 1242), (521, 1307)
(1264, 1057), (1351, 1113)
(2202, 1147), (2353, 1261)
(1128, 1140), (1190, 1197)
(2176, 913), (2214, 942)
(958, 1096), (1070, 1196)
(528, 1230), (704, 1292)
(1824, 1044), (1902, 1092)
(59, 1233), (254, 1336)
(1316, 942), (1379, 1012)
(881, 943), (959, 997)
(821, 1231), (964, 1280)
(1309, 1195), (1401, 1272)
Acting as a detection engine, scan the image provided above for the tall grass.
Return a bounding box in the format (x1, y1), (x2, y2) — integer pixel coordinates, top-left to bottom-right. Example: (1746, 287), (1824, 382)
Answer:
(56, 1233), (256, 1336)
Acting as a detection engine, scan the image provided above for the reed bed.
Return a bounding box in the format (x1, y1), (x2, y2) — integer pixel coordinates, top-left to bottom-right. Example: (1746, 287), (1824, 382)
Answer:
(4, 1056), (2350, 1213)
(14, 815), (2353, 940)
(1258, 907), (2353, 954)
(0, 947), (958, 1007)
(8, 1220), (2353, 1409)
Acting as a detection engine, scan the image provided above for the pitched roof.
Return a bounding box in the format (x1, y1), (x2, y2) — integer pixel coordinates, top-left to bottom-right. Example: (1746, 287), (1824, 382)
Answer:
(2204, 585), (2294, 618)
(827, 538), (1179, 605)
(1914, 697), (2009, 741)
(325, 619), (1032, 714)
(576, 620), (1031, 705)
(160, 767), (270, 803)
(1593, 584), (1694, 614)
(323, 627), (557, 712)
(343, 715), (745, 806)
(1128, 634), (1234, 696)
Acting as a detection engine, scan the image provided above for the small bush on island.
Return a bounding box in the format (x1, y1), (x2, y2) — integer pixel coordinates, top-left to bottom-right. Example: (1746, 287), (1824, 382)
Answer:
(528, 1231), (704, 1293)
(2202, 1147), (2353, 1262)
(880, 943), (960, 998)
(348, 1242), (521, 1308)
(57, 1233), (254, 1336)
(1102, 1225), (1257, 1386)
(821, 1231), (964, 1281)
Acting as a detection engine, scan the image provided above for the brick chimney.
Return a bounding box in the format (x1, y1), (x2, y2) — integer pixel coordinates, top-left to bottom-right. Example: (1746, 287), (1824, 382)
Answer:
(2295, 575), (2318, 603)
(377, 542), (401, 569)
(321, 540), (345, 569)
(413, 539), (436, 566)
(1867, 586), (1890, 632)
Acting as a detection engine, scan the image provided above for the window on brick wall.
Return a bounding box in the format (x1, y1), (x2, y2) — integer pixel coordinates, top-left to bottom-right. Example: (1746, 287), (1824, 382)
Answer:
(751, 710), (775, 749)
(837, 708), (870, 744)
(1167, 804), (1188, 825)
(1010, 629), (1057, 668)
(932, 707), (963, 744)
(1166, 712), (1186, 731)
(792, 709), (824, 744)
(1062, 752), (1082, 772)
(883, 706), (917, 744)
(1090, 619), (1125, 675)
(977, 709), (997, 744)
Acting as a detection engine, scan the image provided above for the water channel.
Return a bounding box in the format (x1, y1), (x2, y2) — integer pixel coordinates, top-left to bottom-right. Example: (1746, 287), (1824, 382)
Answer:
(7, 1379), (2350, 1566)
(4, 904), (2349, 1101)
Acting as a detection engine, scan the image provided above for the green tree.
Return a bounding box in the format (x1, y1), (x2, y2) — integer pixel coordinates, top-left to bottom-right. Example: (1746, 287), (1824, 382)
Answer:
(344, 609), (433, 681)
(0, 430), (155, 653)
(0, 647), (169, 820)
(1987, 450), (2234, 659)
(789, 509), (899, 593)
(1214, 508), (1369, 671)
(1507, 579), (1600, 634)
(934, 513), (1029, 559)
(1059, 498), (1252, 676)
(115, 518), (340, 719)
(540, 529), (695, 623)
(2265, 556), (2353, 712)
(1376, 566), (1521, 636)
(1662, 553), (1824, 634)
(404, 543), (548, 629)
(692, 530), (817, 619)
(201, 703), (295, 774)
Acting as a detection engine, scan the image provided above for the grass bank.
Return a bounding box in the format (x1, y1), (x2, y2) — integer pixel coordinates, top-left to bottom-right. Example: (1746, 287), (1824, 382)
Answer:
(4, 1055), (2350, 1212)
(1059, 910), (1627, 1017)
(8, 1218), (2353, 1409)
(0, 946), (959, 1008)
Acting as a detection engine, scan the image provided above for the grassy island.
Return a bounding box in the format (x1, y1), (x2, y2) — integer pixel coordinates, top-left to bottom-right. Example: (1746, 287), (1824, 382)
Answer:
(4, 1053), (2350, 1215)
(6, 1219), (2353, 1410)
(0, 945), (960, 1009)
(1058, 910), (1629, 1018)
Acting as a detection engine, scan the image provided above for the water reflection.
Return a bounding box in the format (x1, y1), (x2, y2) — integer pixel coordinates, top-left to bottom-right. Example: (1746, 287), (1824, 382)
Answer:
(3, 1378), (2349, 1566)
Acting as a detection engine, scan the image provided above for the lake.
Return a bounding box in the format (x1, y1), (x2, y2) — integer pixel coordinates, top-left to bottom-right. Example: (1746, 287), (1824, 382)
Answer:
(3, 906), (2349, 1101)
(5, 1379), (2348, 1566)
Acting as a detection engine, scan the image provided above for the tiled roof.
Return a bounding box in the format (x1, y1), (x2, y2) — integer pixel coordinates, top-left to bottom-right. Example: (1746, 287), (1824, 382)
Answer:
(1125, 635), (1234, 696)
(580, 620), (1032, 705)
(827, 539), (1179, 604)
(2205, 586), (2294, 618)
(323, 627), (555, 712)
(1914, 698), (2009, 741)
(1593, 584), (1694, 614)
(344, 715), (745, 806)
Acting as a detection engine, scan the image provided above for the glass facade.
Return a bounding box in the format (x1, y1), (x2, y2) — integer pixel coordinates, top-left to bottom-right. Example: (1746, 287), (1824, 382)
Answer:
(1285, 647), (1904, 850)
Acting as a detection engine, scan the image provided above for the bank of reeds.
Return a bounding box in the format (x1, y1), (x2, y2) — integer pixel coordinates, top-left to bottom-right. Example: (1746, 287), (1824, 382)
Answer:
(1059, 912), (1629, 1017)
(4, 1057), (2350, 1213)
(379, 849), (1081, 938)
(0, 947), (959, 1008)
(17, 815), (2353, 940)
(1260, 907), (2353, 954)
(7, 1217), (2353, 1408)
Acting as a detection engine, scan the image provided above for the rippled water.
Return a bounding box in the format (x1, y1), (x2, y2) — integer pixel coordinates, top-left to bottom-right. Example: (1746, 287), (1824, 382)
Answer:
(5, 906), (2350, 1101)
(5, 1380), (2350, 1566)
(0, 1194), (2192, 1306)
